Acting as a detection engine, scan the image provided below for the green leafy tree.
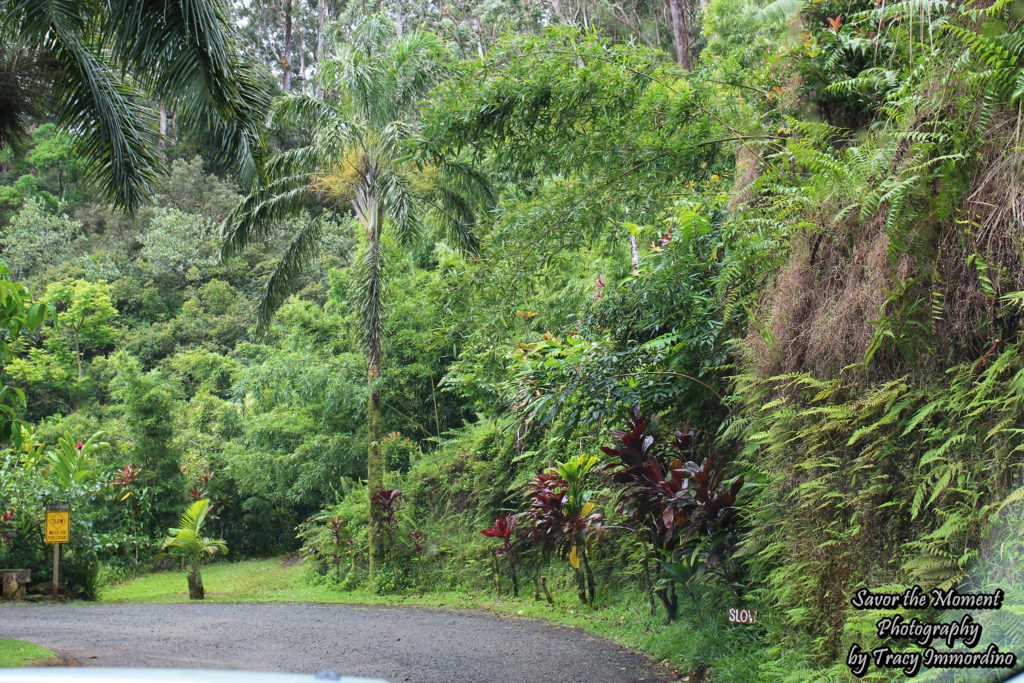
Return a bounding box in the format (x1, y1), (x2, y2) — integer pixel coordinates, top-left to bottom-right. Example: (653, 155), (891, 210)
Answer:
(221, 15), (492, 575)
(0, 258), (50, 443)
(0, 124), (86, 214)
(43, 279), (119, 381)
(0, 200), (81, 281)
(161, 498), (227, 599)
(108, 353), (185, 531)
(138, 208), (219, 284)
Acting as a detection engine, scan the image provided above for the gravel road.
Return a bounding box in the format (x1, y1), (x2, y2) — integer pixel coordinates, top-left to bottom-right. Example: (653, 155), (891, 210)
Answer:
(1, 602), (671, 682)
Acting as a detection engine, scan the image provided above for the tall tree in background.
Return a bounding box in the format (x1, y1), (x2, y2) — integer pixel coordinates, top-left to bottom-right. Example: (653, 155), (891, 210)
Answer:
(0, 0), (269, 212)
(282, 0), (293, 91)
(221, 15), (492, 576)
(240, 0), (328, 92)
(667, 0), (691, 68)
(536, 0), (693, 65)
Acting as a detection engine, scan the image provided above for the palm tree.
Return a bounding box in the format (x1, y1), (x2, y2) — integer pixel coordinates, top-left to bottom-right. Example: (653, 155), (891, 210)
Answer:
(161, 498), (227, 599)
(220, 15), (492, 575)
(0, 0), (269, 212)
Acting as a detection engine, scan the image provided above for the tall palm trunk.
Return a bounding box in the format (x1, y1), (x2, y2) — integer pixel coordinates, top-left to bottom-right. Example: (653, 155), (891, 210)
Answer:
(367, 344), (383, 576)
(354, 169), (385, 577)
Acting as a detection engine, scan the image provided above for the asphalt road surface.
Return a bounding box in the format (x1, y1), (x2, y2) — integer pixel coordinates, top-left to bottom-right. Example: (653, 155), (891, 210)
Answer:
(1, 602), (671, 682)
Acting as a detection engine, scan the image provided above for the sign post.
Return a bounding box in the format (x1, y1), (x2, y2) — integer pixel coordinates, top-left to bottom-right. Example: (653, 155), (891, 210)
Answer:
(45, 503), (70, 599)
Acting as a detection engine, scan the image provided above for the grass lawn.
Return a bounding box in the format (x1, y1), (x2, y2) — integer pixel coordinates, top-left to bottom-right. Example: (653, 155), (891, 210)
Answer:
(0, 639), (57, 667)
(99, 557), (754, 678)
(99, 558), (320, 604)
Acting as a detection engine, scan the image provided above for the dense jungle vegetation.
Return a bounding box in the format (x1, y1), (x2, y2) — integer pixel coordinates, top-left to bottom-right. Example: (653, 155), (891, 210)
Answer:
(3, 0), (1024, 679)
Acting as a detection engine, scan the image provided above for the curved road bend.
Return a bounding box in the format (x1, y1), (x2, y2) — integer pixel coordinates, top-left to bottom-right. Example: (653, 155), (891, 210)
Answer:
(1, 602), (673, 683)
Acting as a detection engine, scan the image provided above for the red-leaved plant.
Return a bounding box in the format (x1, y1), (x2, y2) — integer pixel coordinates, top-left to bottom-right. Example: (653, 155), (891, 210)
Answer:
(600, 405), (744, 619)
(112, 463), (141, 487)
(0, 510), (14, 542)
(481, 514), (520, 596)
(371, 489), (404, 553)
(523, 468), (603, 603)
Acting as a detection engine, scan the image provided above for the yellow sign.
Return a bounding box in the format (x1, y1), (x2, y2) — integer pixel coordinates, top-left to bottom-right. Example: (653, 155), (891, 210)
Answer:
(45, 510), (70, 543)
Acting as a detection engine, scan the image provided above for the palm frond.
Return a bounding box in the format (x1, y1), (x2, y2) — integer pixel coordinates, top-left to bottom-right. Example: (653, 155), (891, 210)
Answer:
(54, 37), (161, 213)
(0, 58), (30, 151)
(254, 218), (324, 335)
(161, 498), (228, 561)
(0, 0), (267, 208)
(2, 0), (158, 210)
(439, 160), (497, 207)
(429, 186), (480, 255)
(219, 173), (314, 260)
(263, 146), (328, 187)
(105, 0), (270, 185)
(760, 0), (803, 23)
(376, 119), (418, 160)
(272, 92), (343, 132)
(177, 498), (211, 535)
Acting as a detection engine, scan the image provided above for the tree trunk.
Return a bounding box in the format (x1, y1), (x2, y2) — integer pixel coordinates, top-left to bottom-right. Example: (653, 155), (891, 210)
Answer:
(366, 316), (383, 578)
(629, 234), (640, 274)
(581, 543), (595, 603)
(667, 0), (691, 69)
(540, 574), (555, 605)
(316, 0), (327, 97)
(355, 176), (385, 579)
(317, 0), (326, 61)
(158, 106), (168, 161)
(187, 569), (204, 600)
(642, 554), (657, 614)
(656, 580), (679, 621)
(282, 0), (293, 91)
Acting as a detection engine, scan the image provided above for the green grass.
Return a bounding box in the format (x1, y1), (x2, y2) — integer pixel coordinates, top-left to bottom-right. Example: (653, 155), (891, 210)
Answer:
(0, 639), (57, 667)
(99, 558), (316, 603)
(99, 557), (765, 681)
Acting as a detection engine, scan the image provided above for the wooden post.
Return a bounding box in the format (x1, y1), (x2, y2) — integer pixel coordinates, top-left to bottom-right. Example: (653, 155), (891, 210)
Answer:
(52, 543), (59, 599)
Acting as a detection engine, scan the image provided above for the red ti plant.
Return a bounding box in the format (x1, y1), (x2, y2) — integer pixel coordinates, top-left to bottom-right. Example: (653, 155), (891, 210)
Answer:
(189, 472), (226, 519)
(112, 463), (141, 487)
(0, 510), (14, 542)
(523, 461), (603, 604)
(189, 471), (214, 500)
(481, 514), (520, 597)
(371, 489), (404, 554)
(328, 516), (345, 546)
(327, 516), (346, 577)
(600, 405), (744, 620)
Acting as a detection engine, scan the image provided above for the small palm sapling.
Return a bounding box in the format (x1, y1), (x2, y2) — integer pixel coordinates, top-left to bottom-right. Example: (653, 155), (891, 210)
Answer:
(161, 498), (228, 600)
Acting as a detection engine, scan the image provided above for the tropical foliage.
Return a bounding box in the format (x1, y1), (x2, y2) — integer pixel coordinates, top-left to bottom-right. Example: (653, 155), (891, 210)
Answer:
(160, 498), (228, 599)
(4, 0), (1024, 678)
